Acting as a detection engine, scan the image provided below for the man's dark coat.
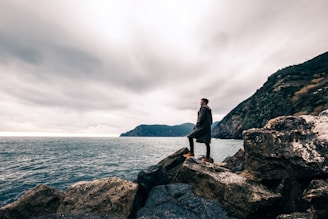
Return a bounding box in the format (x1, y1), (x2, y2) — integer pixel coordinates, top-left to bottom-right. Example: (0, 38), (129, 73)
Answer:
(188, 105), (212, 144)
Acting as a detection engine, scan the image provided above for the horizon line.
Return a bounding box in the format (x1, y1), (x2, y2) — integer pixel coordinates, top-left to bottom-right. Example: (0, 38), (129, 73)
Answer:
(0, 132), (119, 137)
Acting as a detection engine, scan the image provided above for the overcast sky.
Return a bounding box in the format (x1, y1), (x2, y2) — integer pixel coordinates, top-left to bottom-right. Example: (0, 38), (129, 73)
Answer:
(0, 0), (327, 136)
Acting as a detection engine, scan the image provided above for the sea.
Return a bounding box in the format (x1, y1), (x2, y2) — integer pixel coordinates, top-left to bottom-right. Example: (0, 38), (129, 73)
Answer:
(0, 137), (243, 207)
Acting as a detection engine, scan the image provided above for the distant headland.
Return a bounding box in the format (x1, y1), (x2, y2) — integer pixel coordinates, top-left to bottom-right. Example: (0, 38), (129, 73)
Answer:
(120, 123), (194, 137)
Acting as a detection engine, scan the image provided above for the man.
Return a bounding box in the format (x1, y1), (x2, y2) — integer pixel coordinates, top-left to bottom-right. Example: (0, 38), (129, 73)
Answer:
(183, 98), (213, 162)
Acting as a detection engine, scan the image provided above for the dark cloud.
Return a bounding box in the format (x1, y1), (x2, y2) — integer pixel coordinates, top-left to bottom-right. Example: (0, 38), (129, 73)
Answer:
(0, 33), (43, 65)
(50, 46), (103, 76)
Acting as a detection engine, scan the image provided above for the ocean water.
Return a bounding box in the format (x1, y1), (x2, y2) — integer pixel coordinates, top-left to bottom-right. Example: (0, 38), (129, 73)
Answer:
(0, 137), (243, 207)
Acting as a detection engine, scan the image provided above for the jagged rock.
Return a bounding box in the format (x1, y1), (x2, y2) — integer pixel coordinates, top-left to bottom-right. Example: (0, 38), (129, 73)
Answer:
(136, 147), (188, 202)
(157, 147), (188, 181)
(0, 184), (64, 219)
(137, 164), (170, 196)
(243, 114), (328, 180)
(303, 179), (328, 219)
(174, 158), (281, 219)
(275, 212), (315, 219)
(222, 148), (245, 172)
(302, 111), (328, 143)
(136, 183), (234, 219)
(57, 177), (140, 218)
(0, 178), (140, 219)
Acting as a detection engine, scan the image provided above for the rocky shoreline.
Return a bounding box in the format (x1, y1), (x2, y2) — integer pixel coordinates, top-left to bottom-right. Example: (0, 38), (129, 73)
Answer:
(1, 110), (328, 219)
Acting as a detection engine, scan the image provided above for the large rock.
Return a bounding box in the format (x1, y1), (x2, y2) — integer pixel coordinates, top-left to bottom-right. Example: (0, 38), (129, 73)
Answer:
(137, 147), (188, 190)
(57, 177), (140, 218)
(174, 158), (281, 219)
(222, 148), (245, 172)
(157, 147), (189, 181)
(136, 183), (234, 219)
(243, 113), (328, 180)
(137, 164), (170, 196)
(0, 185), (64, 219)
(136, 147), (188, 204)
(302, 179), (328, 219)
(0, 178), (140, 219)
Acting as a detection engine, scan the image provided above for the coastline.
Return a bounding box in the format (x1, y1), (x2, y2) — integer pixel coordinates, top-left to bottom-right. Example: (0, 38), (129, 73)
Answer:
(1, 111), (328, 218)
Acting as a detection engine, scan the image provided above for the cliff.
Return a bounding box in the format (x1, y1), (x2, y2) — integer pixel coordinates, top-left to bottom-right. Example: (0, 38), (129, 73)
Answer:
(120, 123), (194, 137)
(212, 51), (328, 139)
(1, 110), (328, 219)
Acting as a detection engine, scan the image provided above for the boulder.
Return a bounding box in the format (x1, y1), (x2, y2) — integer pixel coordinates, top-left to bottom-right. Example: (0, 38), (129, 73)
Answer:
(137, 164), (170, 196)
(303, 179), (328, 219)
(157, 147), (188, 181)
(57, 177), (140, 218)
(136, 147), (188, 203)
(136, 183), (234, 219)
(174, 158), (281, 219)
(0, 184), (64, 219)
(0, 178), (140, 219)
(243, 114), (328, 180)
(222, 148), (245, 172)
(302, 110), (328, 144)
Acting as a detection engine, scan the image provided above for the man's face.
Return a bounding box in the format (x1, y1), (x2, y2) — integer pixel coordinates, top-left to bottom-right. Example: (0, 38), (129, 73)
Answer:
(200, 99), (205, 105)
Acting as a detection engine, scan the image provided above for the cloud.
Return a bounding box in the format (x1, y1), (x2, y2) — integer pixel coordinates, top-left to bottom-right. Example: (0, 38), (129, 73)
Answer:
(0, 0), (328, 136)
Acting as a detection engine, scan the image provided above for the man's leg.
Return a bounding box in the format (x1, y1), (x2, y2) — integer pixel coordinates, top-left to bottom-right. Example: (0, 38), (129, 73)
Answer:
(183, 137), (195, 157)
(205, 143), (210, 158)
(188, 137), (194, 154)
